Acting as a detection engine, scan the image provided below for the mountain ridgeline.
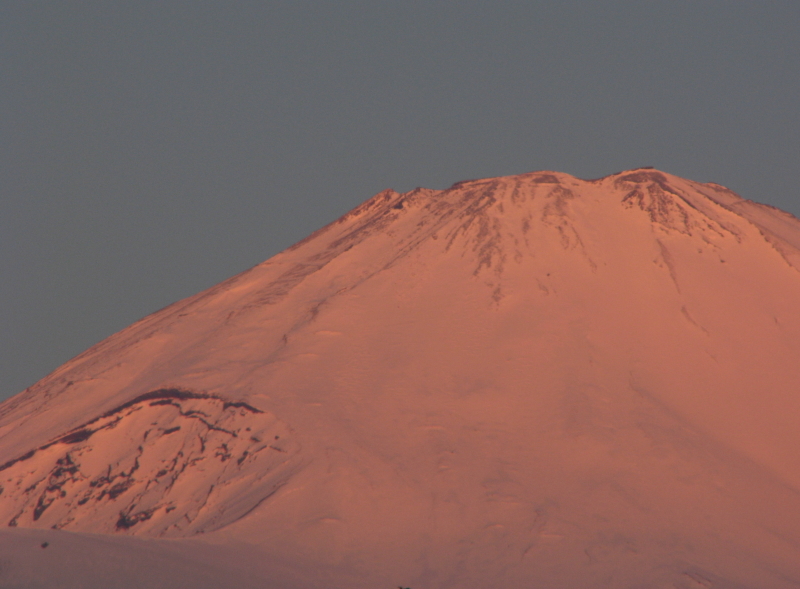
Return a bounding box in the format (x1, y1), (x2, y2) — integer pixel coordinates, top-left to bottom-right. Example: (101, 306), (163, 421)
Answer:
(2, 168), (800, 588)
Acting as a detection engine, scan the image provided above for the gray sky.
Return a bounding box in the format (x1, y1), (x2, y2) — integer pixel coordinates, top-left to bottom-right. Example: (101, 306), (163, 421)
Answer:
(2, 2), (799, 401)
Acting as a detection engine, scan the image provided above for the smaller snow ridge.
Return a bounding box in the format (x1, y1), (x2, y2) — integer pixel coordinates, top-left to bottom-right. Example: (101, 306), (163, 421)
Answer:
(0, 389), (299, 537)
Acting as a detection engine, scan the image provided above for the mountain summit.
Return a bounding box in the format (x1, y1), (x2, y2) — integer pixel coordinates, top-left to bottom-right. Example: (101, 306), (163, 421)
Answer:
(2, 168), (800, 588)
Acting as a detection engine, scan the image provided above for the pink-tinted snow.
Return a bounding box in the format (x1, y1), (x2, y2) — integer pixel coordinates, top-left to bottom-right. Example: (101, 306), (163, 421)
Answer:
(1, 168), (800, 588)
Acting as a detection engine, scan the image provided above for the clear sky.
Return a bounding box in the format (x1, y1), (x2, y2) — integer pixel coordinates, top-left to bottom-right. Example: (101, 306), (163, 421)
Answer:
(2, 2), (799, 401)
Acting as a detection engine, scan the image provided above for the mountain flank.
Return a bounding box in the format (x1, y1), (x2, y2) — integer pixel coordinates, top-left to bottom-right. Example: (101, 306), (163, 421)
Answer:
(1, 168), (800, 588)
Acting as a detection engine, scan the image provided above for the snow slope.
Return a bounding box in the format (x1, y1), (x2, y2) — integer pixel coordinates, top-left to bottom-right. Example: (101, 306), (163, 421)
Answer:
(2, 168), (800, 588)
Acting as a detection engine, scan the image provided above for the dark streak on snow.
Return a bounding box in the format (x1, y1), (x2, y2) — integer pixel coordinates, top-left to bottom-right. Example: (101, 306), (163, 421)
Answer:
(0, 449), (36, 473)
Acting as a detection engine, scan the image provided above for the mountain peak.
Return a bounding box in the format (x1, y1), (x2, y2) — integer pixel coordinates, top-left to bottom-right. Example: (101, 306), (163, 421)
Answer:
(2, 168), (800, 587)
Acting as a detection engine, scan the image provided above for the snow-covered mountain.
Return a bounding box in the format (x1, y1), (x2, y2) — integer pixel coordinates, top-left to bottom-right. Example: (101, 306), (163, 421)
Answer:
(2, 168), (800, 588)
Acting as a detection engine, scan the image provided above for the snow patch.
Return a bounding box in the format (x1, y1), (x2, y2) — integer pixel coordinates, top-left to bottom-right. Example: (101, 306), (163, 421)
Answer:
(0, 388), (300, 537)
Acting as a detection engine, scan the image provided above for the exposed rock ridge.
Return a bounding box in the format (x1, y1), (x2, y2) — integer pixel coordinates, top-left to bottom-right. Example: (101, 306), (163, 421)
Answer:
(0, 388), (300, 537)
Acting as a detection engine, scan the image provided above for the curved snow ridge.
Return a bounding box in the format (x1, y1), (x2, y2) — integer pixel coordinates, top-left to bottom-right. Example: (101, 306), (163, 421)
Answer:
(692, 182), (800, 271)
(0, 388), (301, 537)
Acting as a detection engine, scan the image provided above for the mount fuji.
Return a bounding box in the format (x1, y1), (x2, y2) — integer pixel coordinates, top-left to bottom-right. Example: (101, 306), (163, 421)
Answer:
(2, 168), (800, 588)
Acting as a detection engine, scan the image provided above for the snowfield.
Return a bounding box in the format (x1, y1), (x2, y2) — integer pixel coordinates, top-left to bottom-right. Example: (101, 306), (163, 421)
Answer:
(2, 168), (800, 588)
